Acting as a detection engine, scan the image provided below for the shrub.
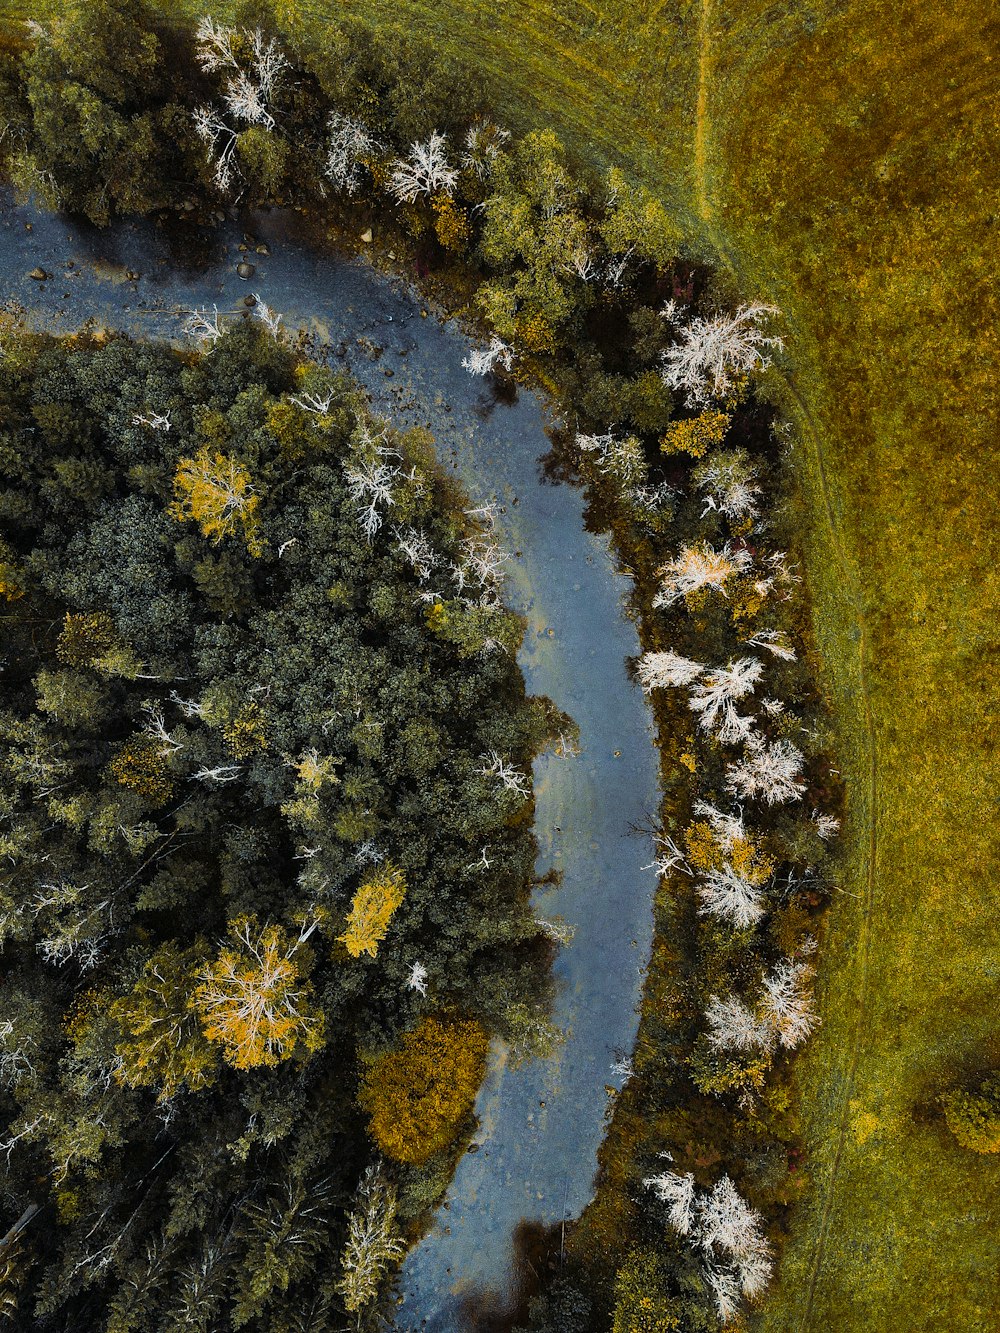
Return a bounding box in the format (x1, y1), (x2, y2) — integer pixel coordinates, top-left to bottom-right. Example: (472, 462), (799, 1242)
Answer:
(941, 1076), (1000, 1154)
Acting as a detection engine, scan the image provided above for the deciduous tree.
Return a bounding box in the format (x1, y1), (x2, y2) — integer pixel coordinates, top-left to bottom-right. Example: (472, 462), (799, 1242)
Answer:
(193, 916), (325, 1070)
(359, 1015), (488, 1165)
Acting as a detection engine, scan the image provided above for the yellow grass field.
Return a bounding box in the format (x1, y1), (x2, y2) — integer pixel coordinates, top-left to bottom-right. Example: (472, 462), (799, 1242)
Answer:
(3, 1), (999, 1325)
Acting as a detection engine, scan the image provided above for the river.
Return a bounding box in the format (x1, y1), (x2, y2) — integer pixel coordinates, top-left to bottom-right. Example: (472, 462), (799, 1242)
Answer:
(0, 194), (660, 1330)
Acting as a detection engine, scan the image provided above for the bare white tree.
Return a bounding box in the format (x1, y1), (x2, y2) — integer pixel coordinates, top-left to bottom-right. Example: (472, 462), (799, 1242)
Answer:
(534, 916), (575, 945)
(476, 750), (530, 799)
(0, 1021), (35, 1089)
(812, 810), (840, 840)
(290, 388), (336, 415)
(705, 993), (771, 1053)
(168, 690), (207, 720)
(736, 1246), (773, 1300)
(610, 1051), (634, 1081)
(692, 800), (747, 850)
(644, 1165), (696, 1236)
(406, 961), (428, 996)
(646, 1167), (773, 1319)
(697, 1175), (771, 1267)
(193, 19), (289, 192)
(194, 15), (238, 73)
(563, 245), (598, 282)
(644, 831), (690, 878)
(344, 455), (400, 540)
(337, 1165), (406, 1312)
(182, 306), (222, 344)
(636, 650), (705, 692)
(251, 295), (282, 339)
(192, 103), (240, 192)
(661, 304), (783, 407)
(576, 431), (648, 492)
(688, 657), (763, 743)
(742, 628), (796, 661)
(140, 702), (184, 757)
(696, 864), (766, 930)
(462, 336), (515, 377)
(693, 450), (761, 522)
(191, 764), (243, 784)
(705, 1264), (742, 1322)
(603, 245), (635, 290)
(353, 841), (384, 866)
(394, 527), (438, 582)
(461, 120), (510, 179)
(726, 734), (806, 805)
(653, 543), (752, 608)
(454, 532), (510, 609)
(132, 410), (171, 431)
(760, 959), (818, 1049)
(325, 111), (381, 194)
(389, 131), (458, 203)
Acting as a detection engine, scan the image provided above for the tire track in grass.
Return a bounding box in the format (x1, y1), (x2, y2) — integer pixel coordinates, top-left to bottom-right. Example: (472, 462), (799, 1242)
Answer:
(690, 6), (880, 1321)
(783, 377), (879, 1333)
(694, 0), (713, 221)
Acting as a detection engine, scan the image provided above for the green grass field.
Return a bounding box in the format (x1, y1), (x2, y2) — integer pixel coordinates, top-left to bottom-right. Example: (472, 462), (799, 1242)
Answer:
(4, 0), (1000, 1326)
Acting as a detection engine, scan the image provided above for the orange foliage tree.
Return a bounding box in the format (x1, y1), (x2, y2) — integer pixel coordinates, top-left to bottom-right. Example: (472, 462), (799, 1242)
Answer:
(358, 1015), (489, 1165)
(169, 448), (263, 556)
(192, 916), (325, 1070)
(338, 863), (406, 959)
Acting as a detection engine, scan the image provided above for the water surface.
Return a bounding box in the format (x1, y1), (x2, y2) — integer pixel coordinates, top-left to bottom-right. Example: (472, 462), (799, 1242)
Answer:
(0, 196), (660, 1329)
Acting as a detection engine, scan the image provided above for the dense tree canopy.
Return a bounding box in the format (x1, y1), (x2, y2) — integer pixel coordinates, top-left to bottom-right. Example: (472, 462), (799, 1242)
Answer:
(0, 321), (558, 1329)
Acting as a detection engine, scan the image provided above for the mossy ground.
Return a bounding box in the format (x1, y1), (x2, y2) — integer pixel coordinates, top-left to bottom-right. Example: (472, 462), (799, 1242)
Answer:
(3, 0), (999, 1326)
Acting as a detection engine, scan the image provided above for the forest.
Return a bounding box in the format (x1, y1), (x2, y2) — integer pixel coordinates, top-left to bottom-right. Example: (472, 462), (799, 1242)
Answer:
(0, 319), (560, 1329)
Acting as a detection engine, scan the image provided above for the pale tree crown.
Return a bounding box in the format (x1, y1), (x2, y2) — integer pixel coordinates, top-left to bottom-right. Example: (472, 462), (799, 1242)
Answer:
(389, 131), (458, 203)
(661, 303), (783, 407)
(654, 543), (752, 608)
(726, 733), (806, 805)
(462, 336), (515, 377)
(636, 650), (705, 692)
(325, 112), (381, 195)
(687, 656), (763, 744)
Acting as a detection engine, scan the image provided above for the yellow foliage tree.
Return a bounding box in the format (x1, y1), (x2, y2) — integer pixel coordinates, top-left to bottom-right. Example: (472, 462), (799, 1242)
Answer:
(222, 701), (269, 757)
(612, 1250), (683, 1332)
(338, 863), (406, 959)
(109, 943), (218, 1102)
(169, 448), (263, 556)
(684, 819), (774, 887)
(56, 612), (143, 678)
(109, 738), (175, 804)
(56, 611), (117, 666)
(0, 538), (24, 602)
(192, 916), (325, 1070)
(432, 193), (470, 252)
(359, 1015), (489, 1165)
(660, 410), (730, 458)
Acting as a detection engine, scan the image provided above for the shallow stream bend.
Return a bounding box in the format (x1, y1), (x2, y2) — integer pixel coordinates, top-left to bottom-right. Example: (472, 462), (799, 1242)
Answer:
(0, 196), (660, 1331)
